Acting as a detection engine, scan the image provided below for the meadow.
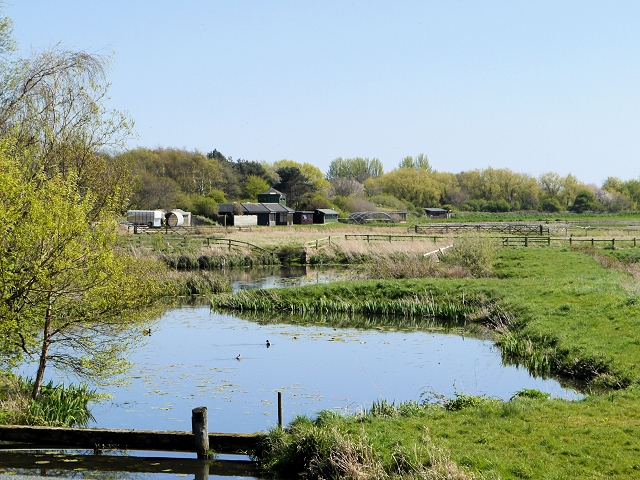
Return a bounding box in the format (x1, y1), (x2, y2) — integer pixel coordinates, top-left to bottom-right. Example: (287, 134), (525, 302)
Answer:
(211, 244), (640, 479)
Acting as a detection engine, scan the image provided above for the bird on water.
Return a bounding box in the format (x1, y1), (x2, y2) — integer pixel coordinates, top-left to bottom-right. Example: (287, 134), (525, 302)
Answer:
(266, 340), (271, 347)
(236, 354), (242, 360)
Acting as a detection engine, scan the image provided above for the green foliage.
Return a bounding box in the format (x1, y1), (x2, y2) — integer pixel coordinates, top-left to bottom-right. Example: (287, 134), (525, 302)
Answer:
(207, 188), (226, 203)
(244, 174), (270, 200)
(26, 380), (98, 427)
(0, 139), (159, 400)
(439, 234), (498, 277)
(399, 153), (432, 172)
(0, 374), (98, 427)
(510, 389), (551, 400)
(326, 157), (384, 182)
(164, 271), (233, 296)
(569, 189), (599, 213)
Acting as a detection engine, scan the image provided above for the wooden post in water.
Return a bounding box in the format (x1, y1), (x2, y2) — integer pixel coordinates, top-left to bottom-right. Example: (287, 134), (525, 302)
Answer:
(192, 407), (210, 459)
(278, 392), (283, 429)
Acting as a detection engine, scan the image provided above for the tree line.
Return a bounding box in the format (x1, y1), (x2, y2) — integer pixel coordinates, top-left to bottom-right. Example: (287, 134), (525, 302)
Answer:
(118, 148), (640, 219)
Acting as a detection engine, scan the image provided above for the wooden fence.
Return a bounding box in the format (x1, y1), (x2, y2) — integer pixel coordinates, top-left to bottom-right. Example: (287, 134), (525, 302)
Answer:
(415, 223), (550, 235)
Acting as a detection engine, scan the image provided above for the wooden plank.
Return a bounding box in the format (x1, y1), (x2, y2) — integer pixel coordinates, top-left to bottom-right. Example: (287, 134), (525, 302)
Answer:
(0, 451), (260, 476)
(0, 425), (260, 454)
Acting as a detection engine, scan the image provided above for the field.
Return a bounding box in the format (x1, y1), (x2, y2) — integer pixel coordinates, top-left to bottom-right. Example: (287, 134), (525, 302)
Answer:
(208, 238), (640, 479)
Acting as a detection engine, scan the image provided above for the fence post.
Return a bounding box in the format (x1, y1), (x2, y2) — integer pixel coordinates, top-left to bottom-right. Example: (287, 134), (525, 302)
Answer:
(612, 238), (615, 249)
(192, 407), (210, 459)
(569, 236), (572, 246)
(525, 237), (528, 247)
(228, 239), (232, 251)
(635, 238), (637, 247)
(278, 392), (283, 429)
(547, 236), (551, 246)
(591, 238), (594, 246)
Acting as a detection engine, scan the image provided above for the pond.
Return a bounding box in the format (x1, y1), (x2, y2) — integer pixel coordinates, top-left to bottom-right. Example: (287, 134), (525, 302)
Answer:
(7, 266), (580, 479)
(90, 305), (579, 434)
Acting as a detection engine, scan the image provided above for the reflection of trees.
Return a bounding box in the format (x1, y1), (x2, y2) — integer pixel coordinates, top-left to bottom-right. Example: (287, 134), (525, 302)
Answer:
(230, 309), (467, 333)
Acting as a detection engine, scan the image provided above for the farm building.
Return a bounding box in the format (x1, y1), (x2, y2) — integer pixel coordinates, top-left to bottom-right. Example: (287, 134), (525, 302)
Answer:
(127, 209), (192, 227)
(313, 209), (339, 224)
(257, 188), (286, 206)
(293, 211), (314, 225)
(219, 202), (294, 226)
(424, 208), (451, 219)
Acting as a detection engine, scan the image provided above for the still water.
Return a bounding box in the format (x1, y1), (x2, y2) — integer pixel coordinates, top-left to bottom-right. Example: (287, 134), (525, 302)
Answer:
(92, 305), (578, 434)
(5, 267), (579, 479)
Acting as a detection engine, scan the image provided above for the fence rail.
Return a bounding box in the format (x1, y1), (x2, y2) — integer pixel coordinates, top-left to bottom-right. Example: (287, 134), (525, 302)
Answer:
(415, 223), (550, 235)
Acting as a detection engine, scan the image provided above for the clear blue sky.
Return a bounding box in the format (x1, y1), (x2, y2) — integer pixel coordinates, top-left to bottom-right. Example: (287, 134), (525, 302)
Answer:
(8, 1), (640, 185)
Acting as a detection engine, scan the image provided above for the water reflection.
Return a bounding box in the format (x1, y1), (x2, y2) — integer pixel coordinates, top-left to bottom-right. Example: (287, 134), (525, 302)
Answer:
(88, 306), (579, 435)
(7, 266), (580, 480)
(225, 265), (348, 291)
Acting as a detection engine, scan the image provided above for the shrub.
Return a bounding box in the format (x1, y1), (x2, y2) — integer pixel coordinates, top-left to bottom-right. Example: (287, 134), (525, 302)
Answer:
(438, 234), (498, 277)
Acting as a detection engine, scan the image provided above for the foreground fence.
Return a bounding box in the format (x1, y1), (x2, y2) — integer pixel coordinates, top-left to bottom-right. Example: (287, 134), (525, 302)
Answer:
(0, 408), (259, 458)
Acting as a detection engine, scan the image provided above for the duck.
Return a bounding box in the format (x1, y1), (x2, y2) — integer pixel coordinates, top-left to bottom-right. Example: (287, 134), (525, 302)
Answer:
(236, 354), (242, 360)
(266, 340), (271, 347)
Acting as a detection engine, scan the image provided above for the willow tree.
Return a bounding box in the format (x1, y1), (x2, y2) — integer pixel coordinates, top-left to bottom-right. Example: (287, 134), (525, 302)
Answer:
(0, 140), (160, 400)
(0, 9), (157, 400)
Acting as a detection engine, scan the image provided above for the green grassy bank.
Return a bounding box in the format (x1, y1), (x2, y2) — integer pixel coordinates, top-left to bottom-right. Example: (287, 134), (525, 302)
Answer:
(212, 247), (640, 479)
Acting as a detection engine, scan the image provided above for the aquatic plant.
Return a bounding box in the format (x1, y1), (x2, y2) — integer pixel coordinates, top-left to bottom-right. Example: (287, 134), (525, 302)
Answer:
(0, 375), (98, 427)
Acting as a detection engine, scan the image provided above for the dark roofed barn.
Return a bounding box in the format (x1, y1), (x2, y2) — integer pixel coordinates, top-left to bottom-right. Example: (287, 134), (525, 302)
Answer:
(257, 188), (286, 206)
(313, 209), (339, 224)
(424, 208), (450, 219)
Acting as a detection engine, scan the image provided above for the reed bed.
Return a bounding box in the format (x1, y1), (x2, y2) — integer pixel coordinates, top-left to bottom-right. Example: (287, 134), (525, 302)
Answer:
(211, 289), (474, 321)
(0, 375), (98, 427)
(162, 270), (233, 295)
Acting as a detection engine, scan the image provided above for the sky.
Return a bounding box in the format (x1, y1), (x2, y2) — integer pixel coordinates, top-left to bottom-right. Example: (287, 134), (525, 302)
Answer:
(8, 1), (640, 185)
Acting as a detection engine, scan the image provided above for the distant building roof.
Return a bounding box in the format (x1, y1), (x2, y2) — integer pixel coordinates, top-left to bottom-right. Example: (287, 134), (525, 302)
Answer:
(316, 209), (339, 215)
(262, 203), (294, 213)
(241, 203), (270, 214)
(424, 208), (449, 214)
(260, 188), (285, 196)
(240, 202), (294, 214)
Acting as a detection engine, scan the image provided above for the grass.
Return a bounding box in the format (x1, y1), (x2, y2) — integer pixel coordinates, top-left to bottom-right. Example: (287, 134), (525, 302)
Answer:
(0, 375), (99, 427)
(215, 246), (640, 478)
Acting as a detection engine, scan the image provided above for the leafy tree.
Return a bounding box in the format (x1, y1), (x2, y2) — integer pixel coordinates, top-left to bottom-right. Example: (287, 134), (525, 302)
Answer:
(569, 190), (598, 213)
(206, 189), (226, 203)
(398, 154), (432, 172)
(274, 159), (329, 194)
(540, 198), (563, 212)
(0, 140), (158, 400)
(0, 46), (134, 215)
(328, 178), (365, 198)
(0, 13), (157, 401)
(245, 175), (271, 200)
(371, 168), (444, 207)
(326, 157), (383, 182)
(274, 165), (316, 208)
(192, 196), (219, 219)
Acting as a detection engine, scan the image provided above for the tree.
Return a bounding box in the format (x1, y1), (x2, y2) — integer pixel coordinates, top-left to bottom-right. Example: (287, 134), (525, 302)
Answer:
(326, 157), (384, 182)
(245, 175), (270, 200)
(371, 168), (444, 207)
(328, 178), (365, 198)
(569, 190), (598, 213)
(398, 153), (432, 172)
(0, 140), (158, 400)
(273, 159), (329, 194)
(0, 14), (157, 400)
(274, 165), (316, 208)
(0, 46), (134, 215)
